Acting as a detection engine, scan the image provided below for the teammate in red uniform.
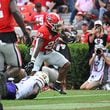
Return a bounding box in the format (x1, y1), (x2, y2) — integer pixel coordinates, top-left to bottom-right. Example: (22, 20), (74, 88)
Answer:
(0, 0), (31, 107)
(27, 13), (71, 94)
(29, 3), (47, 30)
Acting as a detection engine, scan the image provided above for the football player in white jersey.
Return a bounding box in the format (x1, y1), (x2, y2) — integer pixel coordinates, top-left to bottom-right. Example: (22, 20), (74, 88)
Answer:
(2, 71), (49, 99)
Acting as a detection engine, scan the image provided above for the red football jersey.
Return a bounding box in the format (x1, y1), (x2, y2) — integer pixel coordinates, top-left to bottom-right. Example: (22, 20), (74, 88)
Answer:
(31, 12), (47, 30)
(35, 25), (60, 52)
(0, 0), (15, 32)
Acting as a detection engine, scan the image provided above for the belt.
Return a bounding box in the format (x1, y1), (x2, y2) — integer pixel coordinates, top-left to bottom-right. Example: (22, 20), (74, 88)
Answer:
(43, 50), (52, 55)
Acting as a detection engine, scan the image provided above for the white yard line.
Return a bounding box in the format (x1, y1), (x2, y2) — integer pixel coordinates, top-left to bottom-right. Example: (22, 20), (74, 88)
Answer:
(37, 93), (110, 99)
(4, 102), (110, 110)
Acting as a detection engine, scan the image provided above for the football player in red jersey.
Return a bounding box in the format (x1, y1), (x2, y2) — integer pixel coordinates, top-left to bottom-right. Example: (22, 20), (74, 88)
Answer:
(27, 13), (71, 94)
(29, 3), (48, 30)
(0, 0), (31, 106)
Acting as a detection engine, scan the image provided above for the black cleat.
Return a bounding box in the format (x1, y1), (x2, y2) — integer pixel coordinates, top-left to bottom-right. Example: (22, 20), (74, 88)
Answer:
(59, 89), (67, 94)
(49, 81), (67, 94)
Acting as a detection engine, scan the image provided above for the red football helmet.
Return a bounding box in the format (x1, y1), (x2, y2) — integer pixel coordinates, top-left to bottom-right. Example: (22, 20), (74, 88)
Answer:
(45, 13), (63, 32)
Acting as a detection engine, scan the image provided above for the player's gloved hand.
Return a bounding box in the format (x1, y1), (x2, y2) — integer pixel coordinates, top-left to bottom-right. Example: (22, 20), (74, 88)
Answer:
(24, 31), (32, 46)
(26, 36), (32, 46)
(24, 61), (34, 75)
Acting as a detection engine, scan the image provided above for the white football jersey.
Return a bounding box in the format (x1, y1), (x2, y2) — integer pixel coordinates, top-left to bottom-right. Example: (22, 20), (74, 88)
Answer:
(16, 71), (49, 99)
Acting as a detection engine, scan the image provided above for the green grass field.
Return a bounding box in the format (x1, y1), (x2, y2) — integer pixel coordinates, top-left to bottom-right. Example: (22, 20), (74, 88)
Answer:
(2, 90), (110, 110)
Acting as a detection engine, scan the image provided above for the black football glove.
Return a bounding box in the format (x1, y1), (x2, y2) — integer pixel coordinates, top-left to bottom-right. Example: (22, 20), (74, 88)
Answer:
(24, 32), (32, 46)
(25, 36), (32, 47)
(24, 62), (34, 75)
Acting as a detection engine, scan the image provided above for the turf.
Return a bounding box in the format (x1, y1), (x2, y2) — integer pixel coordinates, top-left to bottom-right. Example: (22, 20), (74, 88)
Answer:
(2, 90), (110, 110)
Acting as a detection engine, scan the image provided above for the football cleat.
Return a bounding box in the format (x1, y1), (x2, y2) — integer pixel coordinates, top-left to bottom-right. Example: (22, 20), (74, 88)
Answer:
(49, 81), (67, 94)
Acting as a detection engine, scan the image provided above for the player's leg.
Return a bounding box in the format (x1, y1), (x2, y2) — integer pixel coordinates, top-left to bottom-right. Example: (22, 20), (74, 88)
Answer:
(42, 65), (68, 93)
(32, 52), (45, 74)
(0, 72), (7, 98)
(0, 49), (7, 110)
(42, 66), (59, 82)
(58, 62), (70, 85)
(55, 55), (70, 93)
(3, 44), (22, 81)
(0, 52), (7, 98)
(47, 51), (71, 94)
